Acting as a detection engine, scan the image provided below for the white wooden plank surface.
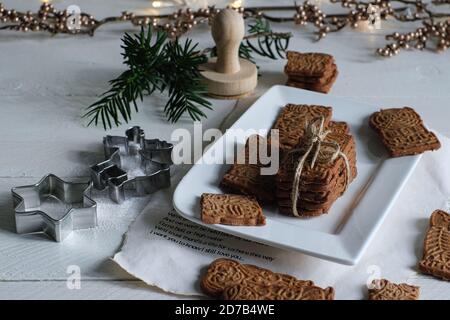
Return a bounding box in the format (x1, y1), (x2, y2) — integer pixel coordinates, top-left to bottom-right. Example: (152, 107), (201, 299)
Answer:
(0, 280), (198, 300)
(0, 0), (449, 299)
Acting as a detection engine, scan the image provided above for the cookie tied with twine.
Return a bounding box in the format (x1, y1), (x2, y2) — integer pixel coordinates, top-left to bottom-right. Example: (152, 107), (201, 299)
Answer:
(285, 116), (351, 217)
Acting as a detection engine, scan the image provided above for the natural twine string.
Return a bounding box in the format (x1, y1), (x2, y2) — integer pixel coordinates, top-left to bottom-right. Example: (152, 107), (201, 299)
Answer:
(287, 116), (351, 217)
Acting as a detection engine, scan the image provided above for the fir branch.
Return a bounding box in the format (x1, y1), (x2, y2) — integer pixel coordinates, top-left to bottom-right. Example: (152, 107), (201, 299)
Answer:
(83, 27), (166, 130)
(83, 70), (146, 129)
(83, 26), (212, 129)
(162, 38), (211, 122)
(244, 18), (291, 60)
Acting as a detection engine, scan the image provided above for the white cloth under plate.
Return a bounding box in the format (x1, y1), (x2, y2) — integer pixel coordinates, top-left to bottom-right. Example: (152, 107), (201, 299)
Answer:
(113, 133), (450, 300)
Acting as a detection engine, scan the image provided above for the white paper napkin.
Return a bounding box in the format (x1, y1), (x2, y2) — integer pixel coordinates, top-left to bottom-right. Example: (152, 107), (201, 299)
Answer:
(113, 133), (450, 300)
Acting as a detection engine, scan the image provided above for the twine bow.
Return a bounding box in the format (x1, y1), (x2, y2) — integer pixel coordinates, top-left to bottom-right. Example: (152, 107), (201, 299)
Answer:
(287, 116), (351, 217)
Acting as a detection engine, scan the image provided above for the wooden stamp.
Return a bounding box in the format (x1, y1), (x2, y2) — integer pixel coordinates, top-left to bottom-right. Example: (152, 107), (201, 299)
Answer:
(199, 9), (257, 99)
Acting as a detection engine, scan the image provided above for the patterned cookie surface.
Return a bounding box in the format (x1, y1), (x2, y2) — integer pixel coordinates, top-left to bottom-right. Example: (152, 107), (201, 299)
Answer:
(223, 283), (334, 300)
(429, 209), (450, 228)
(368, 279), (420, 300)
(419, 210), (450, 280)
(201, 194), (265, 226)
(200, 258), (314, 297)
(220, 135), (275, 202)
(328, 121), (349, 134)
(369, 107), (441, 157)
(221, 165), (275, 202)
(234, 134), (273, 165)
(284, 51), (335, 77)
(271, 104), (333, 152)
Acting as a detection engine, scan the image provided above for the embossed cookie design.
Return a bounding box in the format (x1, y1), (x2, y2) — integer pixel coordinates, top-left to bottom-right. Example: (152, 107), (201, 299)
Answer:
(200, 193), (266, 226)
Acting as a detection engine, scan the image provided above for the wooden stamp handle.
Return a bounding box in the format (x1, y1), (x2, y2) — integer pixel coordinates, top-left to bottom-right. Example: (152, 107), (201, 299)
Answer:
(211, 9), (244, 74)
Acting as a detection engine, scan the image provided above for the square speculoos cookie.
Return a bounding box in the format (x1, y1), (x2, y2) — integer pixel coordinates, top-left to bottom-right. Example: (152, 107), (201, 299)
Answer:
(284, 51), (335, 77)
(200, 193), (266, 226)
(270, 104), (333, 152)
(369, 107), (441, 157)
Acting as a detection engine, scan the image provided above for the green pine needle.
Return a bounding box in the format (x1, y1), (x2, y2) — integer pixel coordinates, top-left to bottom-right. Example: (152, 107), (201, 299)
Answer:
(244, 18), (291, 60)
(162, 39), (211, 123)
(83, 26), (212, 130)
(210, 18), (291, 63)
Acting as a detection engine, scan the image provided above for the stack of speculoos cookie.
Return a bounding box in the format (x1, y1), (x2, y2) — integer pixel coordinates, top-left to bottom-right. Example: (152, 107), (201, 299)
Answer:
(217, 103), (357, 219)
(284, 51), (338, 94)
(274, 105), (357, 217)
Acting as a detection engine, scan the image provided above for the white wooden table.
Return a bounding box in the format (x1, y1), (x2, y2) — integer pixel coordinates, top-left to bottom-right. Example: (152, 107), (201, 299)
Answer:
(1, 0), (449, 299)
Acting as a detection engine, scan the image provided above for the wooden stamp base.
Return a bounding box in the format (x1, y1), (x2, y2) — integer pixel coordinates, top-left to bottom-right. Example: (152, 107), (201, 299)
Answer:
(206, 91), (253, 100)
(199, 58), (257, 99)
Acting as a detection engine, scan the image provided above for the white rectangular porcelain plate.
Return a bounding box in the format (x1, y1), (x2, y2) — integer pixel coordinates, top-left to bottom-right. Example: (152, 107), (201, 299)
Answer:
(173, 85), (421, 265)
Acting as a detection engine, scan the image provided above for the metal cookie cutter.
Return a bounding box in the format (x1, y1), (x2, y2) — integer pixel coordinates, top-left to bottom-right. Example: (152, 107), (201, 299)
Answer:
(90, 126), (173, 203)
(12, 174), (97, 242)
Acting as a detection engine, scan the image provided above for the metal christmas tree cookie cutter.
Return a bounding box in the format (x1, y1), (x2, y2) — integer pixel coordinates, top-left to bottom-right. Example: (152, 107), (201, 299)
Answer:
(12, 174), (97, 242)
(90, 126), (173, 203)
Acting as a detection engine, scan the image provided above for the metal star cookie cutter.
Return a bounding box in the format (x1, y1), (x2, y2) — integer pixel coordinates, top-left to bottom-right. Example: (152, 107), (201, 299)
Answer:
(12, 174), (97, 242)
(90, 126), (173, 204)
